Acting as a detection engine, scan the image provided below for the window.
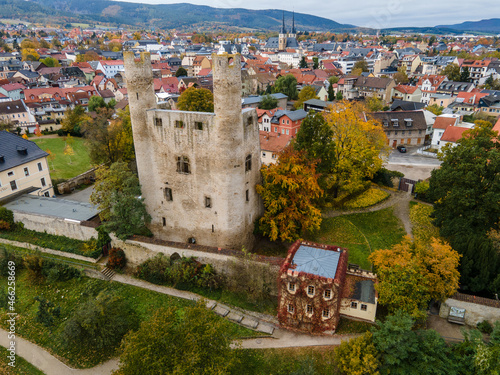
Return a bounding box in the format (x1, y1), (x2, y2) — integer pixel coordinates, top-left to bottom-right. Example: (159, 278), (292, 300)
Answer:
(404, 119), (413, 127)
(282, 119), (285, 124)
(306, 304), (313, 314)
(175, 120), (185, 129)
(205, 196), (211, 208)
(245, 154), (252, 172)
(281, 129), (285, 134)
(286, 129), (289, 135)
(361, 304), (368, 311)
(391, 119), (399, 127)
(307, 286), (315, 296)
(24, 167), (29, 176)
(7, 171), (13, 177)
(162, 217), (166, 226)
(324, 289), (332, 299)
(176, 156), (190, 174)
(247, 117), (252, 126)
(10, 181), (17, 191)
(41, 178), (46, 187)
(245, 189), (249, 202)
(272, 153), (277, 159)
(262, 152), (266, 157)
(44, 192), (50, 197)
(288, 304), (295, 313)
(164, 187), (173, 201)
(274, 127), (278, 132)
(155, 117), (163, 126)
(322, 309), (330, 318)
(195, 121), (203, 130)
(136, 93), (139, 100)
(351, 301), (358, 309)
(288, 282), (296, 292)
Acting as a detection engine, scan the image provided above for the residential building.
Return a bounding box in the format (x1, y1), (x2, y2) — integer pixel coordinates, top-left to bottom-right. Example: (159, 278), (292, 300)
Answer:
(370, 110), (428, 147)
(259, 131), (291, 164)
(418, 75), (448, 105)
(0, 131), (54, 200)
(391, 85), (422, 103)
(0, 100), (37, 133)
(96, 60), (124, 79)
(269, 109), (308, 137)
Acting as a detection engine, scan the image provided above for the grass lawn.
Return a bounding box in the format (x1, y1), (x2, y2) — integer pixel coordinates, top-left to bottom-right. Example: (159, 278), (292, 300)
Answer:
(307, 207), (406, 269)
(0, 271), (256, 369)
(31, 137), (92, 181)
(0, 346), (45, 375)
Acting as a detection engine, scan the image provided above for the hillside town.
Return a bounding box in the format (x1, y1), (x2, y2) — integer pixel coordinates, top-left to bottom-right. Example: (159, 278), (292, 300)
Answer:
(0, 8), (499, 375)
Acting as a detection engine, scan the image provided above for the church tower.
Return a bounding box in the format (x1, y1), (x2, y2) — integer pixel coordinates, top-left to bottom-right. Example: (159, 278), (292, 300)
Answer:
(288, 11), (297, 39)
(278, 11), (287, 51)
(124, 52), (261, 251)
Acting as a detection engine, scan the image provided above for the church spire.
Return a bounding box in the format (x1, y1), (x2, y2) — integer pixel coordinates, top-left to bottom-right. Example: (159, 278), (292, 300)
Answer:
(280, 10), (287, 34)
(292, 11), (296, 34)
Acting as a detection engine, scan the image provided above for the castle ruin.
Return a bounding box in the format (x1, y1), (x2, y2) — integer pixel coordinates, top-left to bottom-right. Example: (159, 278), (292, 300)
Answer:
(124, 52), (262, 250)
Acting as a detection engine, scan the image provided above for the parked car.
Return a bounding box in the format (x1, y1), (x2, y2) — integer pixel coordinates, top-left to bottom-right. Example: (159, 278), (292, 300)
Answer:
(397, 145), (407, 153)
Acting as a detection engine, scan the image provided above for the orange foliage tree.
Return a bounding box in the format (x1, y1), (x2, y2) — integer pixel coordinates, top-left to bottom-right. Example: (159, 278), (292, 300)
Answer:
(369, 236), (461, 319)
(324, 100), (389, 198)
(256, 147), (323, 242)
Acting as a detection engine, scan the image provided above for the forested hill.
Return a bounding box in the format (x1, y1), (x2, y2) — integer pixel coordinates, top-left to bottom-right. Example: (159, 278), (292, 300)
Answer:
(3, 0), (355, 31)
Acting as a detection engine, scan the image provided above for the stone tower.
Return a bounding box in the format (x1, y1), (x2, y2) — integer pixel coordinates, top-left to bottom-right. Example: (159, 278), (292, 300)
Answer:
(279, 11), (287, 51)
(124, 51), (261, 250)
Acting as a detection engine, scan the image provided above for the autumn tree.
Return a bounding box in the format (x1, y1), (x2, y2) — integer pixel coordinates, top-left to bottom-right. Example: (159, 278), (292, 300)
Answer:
(335, 332), (380, 375)
(394, 66), (409, 84)
(294, 86), (319, 109)
(63, 144), (74, 164)
(369, 236), (461, 319)
(91, 162), (150, 240)
(39, 57), (60, 67)
(117, 302), (239, 375)
(177, 87), (214, 112)
(426, 104), (444, 116)
(273, 74), (298, 100)
(175, 66), (188, 77)
(351, 60), (369, 76)
(61, 105), (87, 136)
(324, 101), (388, 198)
(258, 94), (278, 110)
(256, 147), (323, 242)
(366, 96), (386, 112)
(88, 95), (110, 112)
(441, 63), (461, 82)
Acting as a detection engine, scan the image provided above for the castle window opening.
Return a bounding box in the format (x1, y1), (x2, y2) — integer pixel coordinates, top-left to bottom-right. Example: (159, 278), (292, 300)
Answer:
(176, 156), (190, 174)
(245, 189), (249, 202)
(247, 117), (252, 126)
(245, 154), (252, 172)
(162, 217), (166, 226)
(155, 117), (163, 126)
(175, 120), (185, 129)
(205, 196), (211, 208)
(164, 187), (173, 201)
(195, 121), (203, 130)
(136, 93), (139, 100)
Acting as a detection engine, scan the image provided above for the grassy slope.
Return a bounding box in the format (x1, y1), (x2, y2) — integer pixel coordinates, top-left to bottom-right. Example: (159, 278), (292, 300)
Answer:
(0, 346), (45, 375)
(308, 207), (406, 269)
(31, 137), (92, 181)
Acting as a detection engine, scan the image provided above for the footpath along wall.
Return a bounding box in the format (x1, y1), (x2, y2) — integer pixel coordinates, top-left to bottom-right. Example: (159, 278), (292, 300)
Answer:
(439, 293), (500, 326)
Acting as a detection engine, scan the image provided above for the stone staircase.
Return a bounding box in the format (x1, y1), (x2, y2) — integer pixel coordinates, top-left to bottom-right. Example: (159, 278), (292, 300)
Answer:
(100, 267), (116, 280)
(205, 300), (275, 335)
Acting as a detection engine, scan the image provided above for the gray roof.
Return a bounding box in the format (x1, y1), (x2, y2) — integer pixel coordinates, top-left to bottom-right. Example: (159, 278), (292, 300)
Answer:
(303, 98), (333, 108)
(352, 279), (376, 304)
(264, 37), (299, 49)
(3, 195), (99, 221)
(271, 109), (307, 123)
(292, 245), (341, 279)
(0, 131), (48, 172)
(390, 100), (425, 111)
(370, 110), (428, 131)
(242, 93), (287, 105)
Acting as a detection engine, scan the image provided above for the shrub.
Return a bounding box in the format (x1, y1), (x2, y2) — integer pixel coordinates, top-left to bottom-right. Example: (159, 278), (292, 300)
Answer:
(477, 320), (493, 334)
(0, 248), (23, 277)
(135, 254), (171, 284)
(107, 247), (126, 269)
(34, 296), (60, 328)
(23, 254), (44, 283)
(0, 207), (14, 229)
(415, 180), (431, 202)
(60, 291), (138, 350)
(43, 260), (81, 282)
(343, 187), (390, 209)
(371, 168), (404, 188)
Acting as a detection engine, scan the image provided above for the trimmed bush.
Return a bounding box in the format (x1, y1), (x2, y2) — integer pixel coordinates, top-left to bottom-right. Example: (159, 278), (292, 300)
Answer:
(477, 320), (493, 334)
(371, 168), (404, 188)
(107, 247), (127, 269)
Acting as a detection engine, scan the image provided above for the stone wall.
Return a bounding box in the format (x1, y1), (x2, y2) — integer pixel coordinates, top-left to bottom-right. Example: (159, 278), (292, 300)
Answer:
(56, 168), (97, 194)
(13, 211), (98, 241)
(439, 293), (500, 326)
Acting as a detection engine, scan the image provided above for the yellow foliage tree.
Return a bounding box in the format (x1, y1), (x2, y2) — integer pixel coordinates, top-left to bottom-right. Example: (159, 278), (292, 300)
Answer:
(256, 147), (323, 242)
(335, 332), (380, 375)
(294, 85), (319, 109)
(63, 144), (75, 164)
(369, 236), (461, 319)
(22, 134), (28, 140)
(21, 48), (40, 61)
(46, 149), (56, 170)
(324, 100), (389, 198)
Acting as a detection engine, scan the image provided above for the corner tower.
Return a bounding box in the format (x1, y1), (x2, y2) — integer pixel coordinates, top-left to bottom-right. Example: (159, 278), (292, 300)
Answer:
(124, 52), (261, 250)
(279, 11), (287, 51)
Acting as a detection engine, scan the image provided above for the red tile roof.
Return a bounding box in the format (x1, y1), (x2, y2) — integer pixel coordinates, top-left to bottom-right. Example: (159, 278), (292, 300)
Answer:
(441, 126), (468, 143)
(259, 131), (291, 153)
(394, 85), (418, 94)
(433, 116), (458, 129)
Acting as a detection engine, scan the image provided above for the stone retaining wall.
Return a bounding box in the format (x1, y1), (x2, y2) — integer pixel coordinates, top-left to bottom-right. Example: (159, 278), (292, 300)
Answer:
(56, 168), (97, 194)
(439, 293), (500, 326)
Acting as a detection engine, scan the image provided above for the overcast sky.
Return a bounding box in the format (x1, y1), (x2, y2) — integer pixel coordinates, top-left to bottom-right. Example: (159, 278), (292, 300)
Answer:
(112, 0), (500, 28)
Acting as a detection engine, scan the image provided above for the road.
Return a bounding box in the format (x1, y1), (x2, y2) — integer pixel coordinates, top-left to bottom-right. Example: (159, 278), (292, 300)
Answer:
(385, 146), (441, 181)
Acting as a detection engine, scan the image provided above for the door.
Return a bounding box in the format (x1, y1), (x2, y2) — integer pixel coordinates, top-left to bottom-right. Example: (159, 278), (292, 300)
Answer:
(392, 140), (397, 148)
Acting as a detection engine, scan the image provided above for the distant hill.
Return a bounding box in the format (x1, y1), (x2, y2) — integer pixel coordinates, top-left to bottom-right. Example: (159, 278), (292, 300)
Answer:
(7, 0), (355, 31)
(435, 18), (500, 34)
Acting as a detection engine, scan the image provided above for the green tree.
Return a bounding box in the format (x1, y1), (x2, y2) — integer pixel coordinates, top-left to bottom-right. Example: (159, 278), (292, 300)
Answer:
(336, 90), (343, 100)
(256, 147), (323, 242)
(299, 56), (308, 69)
(460, 66), (471, 82)
(369, 236), (461, 319)
(258, 94), (278, 110)
(274, 74), (298, 100)
(61, 105), (87, 135)
(91, 162), (150, 240)
(312, 57), (319, 69)
(352, 59), (369, 73)
(327, 83), (335, 101)
(39, 57), (60, 67)
(366, 96), (385, 112)
(394, 66), (409, 84)
(426, 104), (444, 116)
(294, 86), (319, 109)
(88, 95), (108, 112)
(177, 87), (214, 112)
(175, 66), (188, 77)
(61, 291), (138, 351)
(117, 302), (239, 375)
(441, 63), (461, 82)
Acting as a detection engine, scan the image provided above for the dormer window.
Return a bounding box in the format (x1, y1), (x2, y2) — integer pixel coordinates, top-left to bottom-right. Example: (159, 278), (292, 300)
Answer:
(382, 120), (389, 127)
(391, 119), (399, 127)
(404, 119), (413, 127)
